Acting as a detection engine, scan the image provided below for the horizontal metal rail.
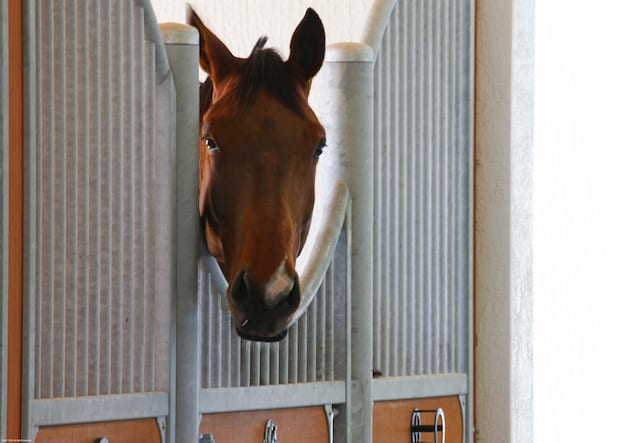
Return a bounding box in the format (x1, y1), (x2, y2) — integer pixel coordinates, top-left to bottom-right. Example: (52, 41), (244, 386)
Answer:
(30, 393), (169, 427)
(200, 381), (346, 414)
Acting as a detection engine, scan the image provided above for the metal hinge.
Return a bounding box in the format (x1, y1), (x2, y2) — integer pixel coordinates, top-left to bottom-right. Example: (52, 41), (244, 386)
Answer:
(263, 419), (278, 443)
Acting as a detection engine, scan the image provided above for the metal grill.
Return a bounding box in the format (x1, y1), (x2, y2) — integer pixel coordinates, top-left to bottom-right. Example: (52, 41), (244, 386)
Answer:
(199, 225), (349, 388)
(371, 0), (472, 377)
(25, 0), (174, 400)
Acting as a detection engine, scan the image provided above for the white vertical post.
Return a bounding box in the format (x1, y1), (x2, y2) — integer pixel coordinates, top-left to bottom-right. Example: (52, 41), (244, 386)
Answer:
(314, 42), (375, 443)
(475, 0), (534, 441)
(160, 23), (200, 443)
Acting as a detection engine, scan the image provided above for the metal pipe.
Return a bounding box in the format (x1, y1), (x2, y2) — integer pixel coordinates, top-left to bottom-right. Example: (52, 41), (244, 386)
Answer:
(314, 42), (375, 443)
(161, 23), (199, 443)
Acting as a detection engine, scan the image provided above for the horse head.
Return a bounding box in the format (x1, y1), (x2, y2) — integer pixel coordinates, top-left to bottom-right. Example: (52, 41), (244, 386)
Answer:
(190, 7), (326, 342)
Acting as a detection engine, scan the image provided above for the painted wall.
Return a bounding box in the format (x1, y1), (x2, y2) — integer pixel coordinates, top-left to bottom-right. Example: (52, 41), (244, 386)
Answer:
(149, 0), (372, 58)
(475, 0), (534, 441)
(533, 0), (640, 441)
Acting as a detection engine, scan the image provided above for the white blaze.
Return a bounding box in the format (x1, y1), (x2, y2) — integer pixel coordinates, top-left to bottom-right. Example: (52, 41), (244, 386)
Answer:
(264, 260), (294, 307)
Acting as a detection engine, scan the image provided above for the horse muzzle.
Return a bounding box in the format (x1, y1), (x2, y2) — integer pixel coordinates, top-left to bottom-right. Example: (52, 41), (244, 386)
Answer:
(229, 268), (301, 342)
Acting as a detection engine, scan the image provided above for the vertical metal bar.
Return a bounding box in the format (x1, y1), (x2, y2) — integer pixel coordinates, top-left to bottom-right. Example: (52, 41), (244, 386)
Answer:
(109, 0), (123, 395)
(372, 55), (382, 376)
(260, 342), (270, 386)
(37, 0), (53, 400)
(23, 0), (40, 433)
(87, 0), (101, 396)
(381, 25), (391, 378)
(76, 0), (90, 398)
(161, 22), (199, 443)
(327, 262), (335, 381)
(52, 0), (67, 399)
(121, 0), (135, 394)
(269, 340), (279, 385)
(318, 43), (375, 443)
(289, 321), (298, 384)
(132, 3), (145, 393)
(251, 342), (261, 386)
(63, 0), (79, 399)
(142, 40), (155, 392)
(416, 0), (426, 376)
(97, 0), (113, 395)
(298, 308), (308, 383)
(279, 324), (289, 384)
(162, 22), (200, 443)
(318, 274), (327, 381)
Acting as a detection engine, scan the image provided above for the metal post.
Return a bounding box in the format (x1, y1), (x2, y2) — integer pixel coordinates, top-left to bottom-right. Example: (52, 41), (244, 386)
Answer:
(313, 43), (375, 443)
(160, 23), (200, 443)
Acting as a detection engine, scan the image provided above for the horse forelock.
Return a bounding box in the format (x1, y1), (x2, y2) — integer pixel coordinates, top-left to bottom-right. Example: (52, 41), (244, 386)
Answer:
(237, 39), (306, 114)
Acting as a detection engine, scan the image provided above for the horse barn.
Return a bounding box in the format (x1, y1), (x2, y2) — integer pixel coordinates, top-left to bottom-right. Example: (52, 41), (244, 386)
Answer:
(2, 0), (539, 442)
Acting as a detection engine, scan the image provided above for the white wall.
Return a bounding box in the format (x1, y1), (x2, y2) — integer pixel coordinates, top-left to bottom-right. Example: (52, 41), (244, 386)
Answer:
(533, 1), (640, 441)
(150, 0), (372, 57)
(475, 0), (534, 441)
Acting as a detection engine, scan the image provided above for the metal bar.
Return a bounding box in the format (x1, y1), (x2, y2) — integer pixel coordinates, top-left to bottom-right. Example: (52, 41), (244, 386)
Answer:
(372, 374), (468, 401)
(76, 0), (90, 399)
(319, 43), (375, 443)
(199, 382), (347, 414)
(143, 39), (156, 392)
(132, 4), (146, 393)
(30, 393), (169, 427)
(162, 22), (200, 443)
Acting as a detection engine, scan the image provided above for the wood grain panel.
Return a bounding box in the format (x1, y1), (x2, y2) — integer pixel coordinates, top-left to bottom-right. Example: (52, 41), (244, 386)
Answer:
(7, 0), (24, 438)
(35, 419), (162, 443)
(373, 396), (463, 443)
(200, 407), (329, 443)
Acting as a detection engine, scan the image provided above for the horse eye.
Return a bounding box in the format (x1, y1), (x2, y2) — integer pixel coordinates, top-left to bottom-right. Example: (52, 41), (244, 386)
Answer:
(204, 136), (219, 153)
(313, 139), (327, 160)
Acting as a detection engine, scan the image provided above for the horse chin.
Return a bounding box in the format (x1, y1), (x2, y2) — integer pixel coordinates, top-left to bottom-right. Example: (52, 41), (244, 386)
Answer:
(235, 327), (288, 343)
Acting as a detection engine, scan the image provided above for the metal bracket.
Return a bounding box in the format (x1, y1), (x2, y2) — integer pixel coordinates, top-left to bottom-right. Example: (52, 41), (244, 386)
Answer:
(263, 419), (278, 443)
(324, 404), (339, 443)
(156, 416), (167, 443)
(410, 408), (446, 443)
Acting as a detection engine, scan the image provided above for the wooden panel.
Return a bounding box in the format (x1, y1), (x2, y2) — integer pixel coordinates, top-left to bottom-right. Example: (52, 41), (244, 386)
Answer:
(373, 396), (463, 443)
(35, 419), (162, 443)
(7, 0), (23, 438)
(200, 406), (329, 442)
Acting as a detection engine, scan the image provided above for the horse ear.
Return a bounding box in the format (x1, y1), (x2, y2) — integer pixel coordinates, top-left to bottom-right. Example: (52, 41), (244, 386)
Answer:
(187, 5), (239, 86)
(287, 8), (326, 82)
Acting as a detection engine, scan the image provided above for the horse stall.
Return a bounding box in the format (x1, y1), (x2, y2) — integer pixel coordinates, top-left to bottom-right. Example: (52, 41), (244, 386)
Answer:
(1, 0), (474, 442)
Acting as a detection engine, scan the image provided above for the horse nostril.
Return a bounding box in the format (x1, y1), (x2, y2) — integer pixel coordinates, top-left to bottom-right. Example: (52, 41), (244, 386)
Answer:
(287, 274), (301, 307)
(231, 269), (250, 302)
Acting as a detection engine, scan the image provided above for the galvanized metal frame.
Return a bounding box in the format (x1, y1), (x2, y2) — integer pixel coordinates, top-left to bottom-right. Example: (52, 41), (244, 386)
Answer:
(359, 1), (475, 441)
(14, 1), (475, 442)
(200, 382), (347, 414)
(21, 0), (180, 439)
(161, 22), (200, 443)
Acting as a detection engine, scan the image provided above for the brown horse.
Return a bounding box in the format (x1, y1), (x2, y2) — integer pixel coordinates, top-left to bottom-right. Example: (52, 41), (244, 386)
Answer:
(189, 7), (326, 342)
